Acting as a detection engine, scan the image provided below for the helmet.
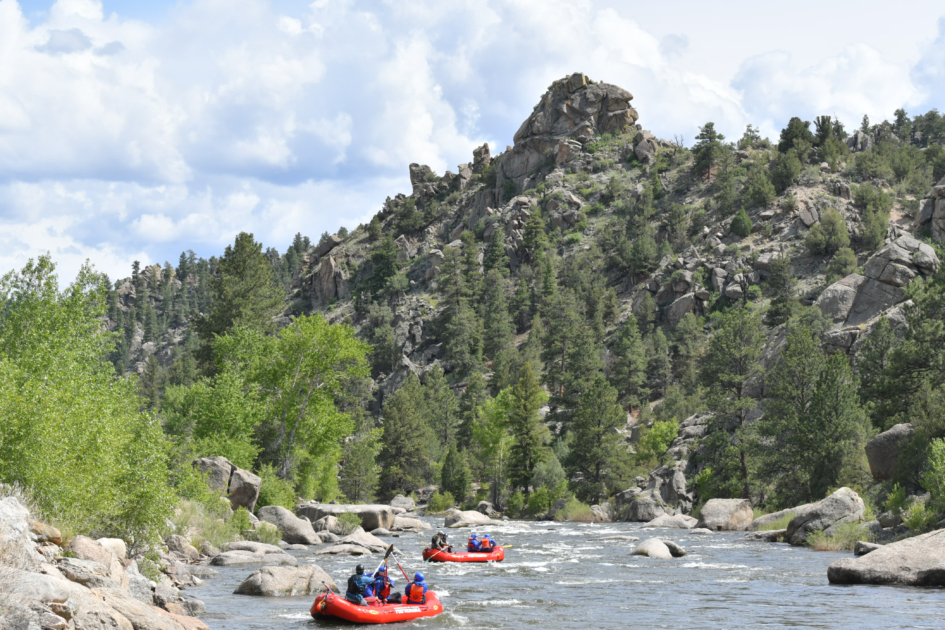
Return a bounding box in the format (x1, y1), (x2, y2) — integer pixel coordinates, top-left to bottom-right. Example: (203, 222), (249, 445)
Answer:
(470, 533), (478, 538)
(437, 531), (446, 537)
(378, 566), (387, 573)
(356, 564), (364, 575)
(414, 572), (425, 582)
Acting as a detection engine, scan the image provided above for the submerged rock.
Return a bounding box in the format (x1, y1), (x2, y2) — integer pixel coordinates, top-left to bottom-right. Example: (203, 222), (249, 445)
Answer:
(632, 539), (672, 559)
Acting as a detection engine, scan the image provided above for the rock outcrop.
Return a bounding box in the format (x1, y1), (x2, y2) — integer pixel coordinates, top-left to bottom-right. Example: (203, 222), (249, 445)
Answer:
(785, 487), (865, 546)
(914, 177), (945, 241)
(828, 528), (945, 585)
(695, 499), (753, 531)
(443, 508), (503, 528)
(193, 456), (261, 513)
(865, 423), (915, 481)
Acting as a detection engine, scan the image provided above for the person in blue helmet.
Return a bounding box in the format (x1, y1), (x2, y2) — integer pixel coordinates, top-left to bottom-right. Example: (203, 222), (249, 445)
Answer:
(345, 564), (374, 606)
(404, 572), (428, 605)
(479, 534), (494, 553)
(370, 565), (397, 604)
(467, 533), (481, 552)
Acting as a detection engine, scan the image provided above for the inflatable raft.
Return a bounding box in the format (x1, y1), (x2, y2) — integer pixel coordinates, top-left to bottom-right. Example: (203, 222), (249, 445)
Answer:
(311, 591), (443, 624)
(422, 546), (505, 562)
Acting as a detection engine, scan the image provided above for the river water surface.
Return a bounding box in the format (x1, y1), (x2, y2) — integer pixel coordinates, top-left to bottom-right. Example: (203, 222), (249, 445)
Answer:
(192, 518), (945, 629)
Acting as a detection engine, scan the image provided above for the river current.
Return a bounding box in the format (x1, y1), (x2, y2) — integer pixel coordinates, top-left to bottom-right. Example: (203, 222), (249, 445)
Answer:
(192, 517), (945, 629)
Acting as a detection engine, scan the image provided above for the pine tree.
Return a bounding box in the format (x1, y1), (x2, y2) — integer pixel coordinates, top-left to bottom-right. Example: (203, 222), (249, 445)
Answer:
(424, 365), (460, 449)
(458, 371), (489, 444)
(765, 256), (798, 327)
(692, 122), (725, 179)
(378, 373), (434, 498)
(672, 312), (704, 391)
(610, 315), (648, 408)
(565, 375), (630, 503)
(442, 299), (484, 378)
(483, 228), (510, 275)
(481, 269), (514, 359)
(645, 328), (672, 397)
(441, 444), (471, 503)
(508, 364), (548, 496)
(730, 208), (752, 238)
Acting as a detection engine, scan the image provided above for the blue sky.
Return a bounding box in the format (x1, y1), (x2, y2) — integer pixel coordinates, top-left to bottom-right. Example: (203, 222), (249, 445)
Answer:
(1, 0), (944, 282)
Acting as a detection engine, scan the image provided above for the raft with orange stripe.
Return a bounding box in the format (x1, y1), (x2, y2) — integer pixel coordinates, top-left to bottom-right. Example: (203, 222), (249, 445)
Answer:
(422, 546), (505, 562)
(311, 591), (443, 624)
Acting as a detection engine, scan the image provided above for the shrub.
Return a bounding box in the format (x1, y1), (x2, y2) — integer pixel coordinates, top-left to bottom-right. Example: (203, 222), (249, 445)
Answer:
(861, 209), (889, 251)
(744, 165), (776, 208)
(922, 439), (945, 514)
(805, 208), (850, 255)
(826, 247), (857, 284)
(427, 490), (455, 513)
(247, 522), (283, 545)
(636, 419), (679, 463)
(746, 285), (762, 301)
(730, 208), (752, 238)
(903, 502), (937, 533)
(256, 464), (297, 510)
(336, 512), (363, 535)
(170, 499), (243, 549)
(554, 497), (595, 522)
(781, 194), (798, 213)
(771, 151), (803, 192)
(505, 492), (525, 517)
(807, 522), (873, 551)
(527, 486), (553, 516)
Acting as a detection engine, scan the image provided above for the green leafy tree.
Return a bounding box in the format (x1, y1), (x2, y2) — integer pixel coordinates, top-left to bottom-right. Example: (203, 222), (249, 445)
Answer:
(0, 256), (174, 546)
(730, 208), (752, 238)
(565, 375), (631, 503)
(473, 388), (513, 507)
(508, 364), (549, 496)
(378, 373), (434, 498)
(636, 419), (679, 463)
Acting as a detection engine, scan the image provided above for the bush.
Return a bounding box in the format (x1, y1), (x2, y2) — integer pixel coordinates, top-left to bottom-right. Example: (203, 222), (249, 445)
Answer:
(427, 490), (455, 513)
(256, 464), (297, 510)
(170, 499), (242, 549)
(636, 419), (679, 463)
(554, 497), (595, 522)
(336, 512), (363, 535)
(826, 247), (857, 284)
(744, 165), (776, 208)
(861, 209), (889, 251)
(807, 522), (873, 551)
(771, 151), (803, 193)
(527, 486), (553, 516)
(730, 208), (752, 238)
(505, 492), (525, 517)
(805, 208), (850, 255)
(746, 285), (762, 301)
(781, 194), (798, 213)
(903, 502), (937, 533)
(247, 522), (283, 545)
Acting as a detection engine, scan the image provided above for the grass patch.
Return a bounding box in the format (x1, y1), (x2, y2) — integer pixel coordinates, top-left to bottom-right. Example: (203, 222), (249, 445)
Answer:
(169, 499), (245, 549)
(247, 522), (283, 545)
(554, 497), (595, 522)
(807, 522), (873, 551)
(757, 513), (795, 531)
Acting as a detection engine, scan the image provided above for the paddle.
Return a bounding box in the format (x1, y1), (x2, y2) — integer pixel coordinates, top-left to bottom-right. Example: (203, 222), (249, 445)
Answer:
(371, 544), (395, 576)
(391, 549), (411, 582)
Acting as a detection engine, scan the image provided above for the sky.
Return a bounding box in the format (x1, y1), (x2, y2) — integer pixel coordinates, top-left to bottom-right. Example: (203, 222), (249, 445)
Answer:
(1, 0), (944, 283)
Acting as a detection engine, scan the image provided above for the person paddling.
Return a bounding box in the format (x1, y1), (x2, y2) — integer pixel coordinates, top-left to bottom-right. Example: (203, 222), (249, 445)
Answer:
(404, 572), (428, 605)
(431, 531), (452, 552)
(345, 564), (374, 606)
(467, 533), (481, 552)
(369, 566), (397, 604)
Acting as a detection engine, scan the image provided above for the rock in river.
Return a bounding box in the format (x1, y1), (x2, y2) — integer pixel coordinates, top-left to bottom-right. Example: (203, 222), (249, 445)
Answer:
(632, 539), (672, 559)
(828, 529), (945, 586)
(695, 499), (753, 531)
(785, 487), (864, 546)
(257, 505), (321, 545)
(234, 565), (336, 596)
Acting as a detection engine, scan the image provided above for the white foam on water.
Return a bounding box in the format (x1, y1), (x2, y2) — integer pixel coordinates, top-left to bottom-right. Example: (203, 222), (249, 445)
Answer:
(277, 612), (311, 620)
(434, 589), (451, 597)
(680, 561), (751, 570)
(445, 611), (468, 625)
(465, 599), (523, 606)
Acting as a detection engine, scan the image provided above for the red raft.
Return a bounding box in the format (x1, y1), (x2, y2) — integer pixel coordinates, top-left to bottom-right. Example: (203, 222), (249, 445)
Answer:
(311, 592), (443, 624)
(421, 546), (505, 562)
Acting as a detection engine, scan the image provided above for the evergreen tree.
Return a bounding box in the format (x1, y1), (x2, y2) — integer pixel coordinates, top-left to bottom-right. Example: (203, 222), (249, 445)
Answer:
(424, 365), (460, 449)
(754, 324), (870, 507)
(483, 228), (510, 275)
(744, 164), (776, 208)
(777, 117), (814, 153)
(458, 371), (489, 444)
(481, 269), (514, 359)
(442, 299), (484, 378)
(369, 236), (401, 296)
(765, 256), (798, 327)
(521, 210), (549, 263)
(636, 293), (657, 335)
(730, 208), (752, 238)
(378, 373), (434, 498)
(610, 315), (648, 408)
(508, 364), (548, 496)
(565, 375), (631, 503)
(692, 122), (725, 179)
(441, 444), (471, 503)
(645, 328), (672, 397)
(672, 312), (704, 390)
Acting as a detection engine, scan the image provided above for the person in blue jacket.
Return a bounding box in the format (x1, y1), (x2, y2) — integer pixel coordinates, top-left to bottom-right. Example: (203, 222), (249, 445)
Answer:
(479, 534), (494, 552)
(404, 572), (428, 605)
(345, 564), (374, 605)
(467, 533), (481, 552)
(370, 566), (397, 604)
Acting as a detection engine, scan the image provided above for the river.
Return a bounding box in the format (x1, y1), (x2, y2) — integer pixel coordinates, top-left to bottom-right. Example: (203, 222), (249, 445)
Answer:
(191, 517), (945, 629)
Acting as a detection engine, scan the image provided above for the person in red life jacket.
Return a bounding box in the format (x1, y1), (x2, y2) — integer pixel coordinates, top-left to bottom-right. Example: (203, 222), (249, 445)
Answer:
(479, 534), (494, 552)
(369, 566), (397, 604)
(404, 572), (427, 605)
(467, 533), (481, 552)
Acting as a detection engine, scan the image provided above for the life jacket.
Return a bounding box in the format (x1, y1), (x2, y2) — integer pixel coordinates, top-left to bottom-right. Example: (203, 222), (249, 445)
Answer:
(374, 576), (391, 600)
(406, 581), (426, 603)
(480, 539), (494, 552)
(432, 533), (447, 549)
(347, 574), (367, 596)
(467, 537), (479, 551)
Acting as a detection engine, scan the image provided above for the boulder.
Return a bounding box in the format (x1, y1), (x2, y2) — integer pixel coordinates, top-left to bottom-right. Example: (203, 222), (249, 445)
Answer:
(315, 234), (342, 257)
(31, 521), (63, 546)
(695, 499), (753, 531)
(192, 456), (261, 512)
(234, 565), (336, 597)
(785, 487), (865, 546)
(644, 514), (697, 529)
(828, 528), (945, 585)
(663, 541), (687, 557)
(815, 274), (906, 327)
(338, 529), (388, 553)
(257, 506), (321, 545)
(666, 293), (698, 328)
(390, 495), (416, 511)
(209, 550), (298, 567)
(865, 423), (915, 481)
(632, 539), (672, 559)
(296, 504), (395, 532)
(590, 503), (613, 522)
(392, 516), (430, 532)
(444, 509), (494, 527)
(476, 501), (497, 517)
(92, 588), (188, 630)
(625, 494), (665, 522)
(311, 515), (346, 536)
(854, 541), (882, 556)
(370, 528), (393, 536)
(314, 544), (374, 556)
(224, 541), (284, 554)
(165, 535), (200, 562)
(748, 506), (810, 531)
(67, 536), (127, 589)
(96, 538), (127, 561)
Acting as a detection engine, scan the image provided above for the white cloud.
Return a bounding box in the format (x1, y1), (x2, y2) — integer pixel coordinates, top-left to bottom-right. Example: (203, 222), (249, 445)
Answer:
(0, 0), (941, 285)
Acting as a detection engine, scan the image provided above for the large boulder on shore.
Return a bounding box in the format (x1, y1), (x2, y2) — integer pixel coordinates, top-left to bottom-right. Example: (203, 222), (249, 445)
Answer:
(392, 516), (430, 532)
(193, 456), (261, 512)
(624, 493), (666, 522)
(785, 487), (865, 546)
(748, 506), (810, 531)
(696, 499), (753, 531)
(828, 528), (945, 585)
(210, 548), (298, 567)
(644, 514), (697, 529)
(865, 423), (915, 481)
(444, 508), (503, 528)
(296, 504), (394, 531)
(257, 506), (321, 545)
(390, 495), (416, 511)
(311, 515), (346, 536)
(234, 565), (336, 596)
